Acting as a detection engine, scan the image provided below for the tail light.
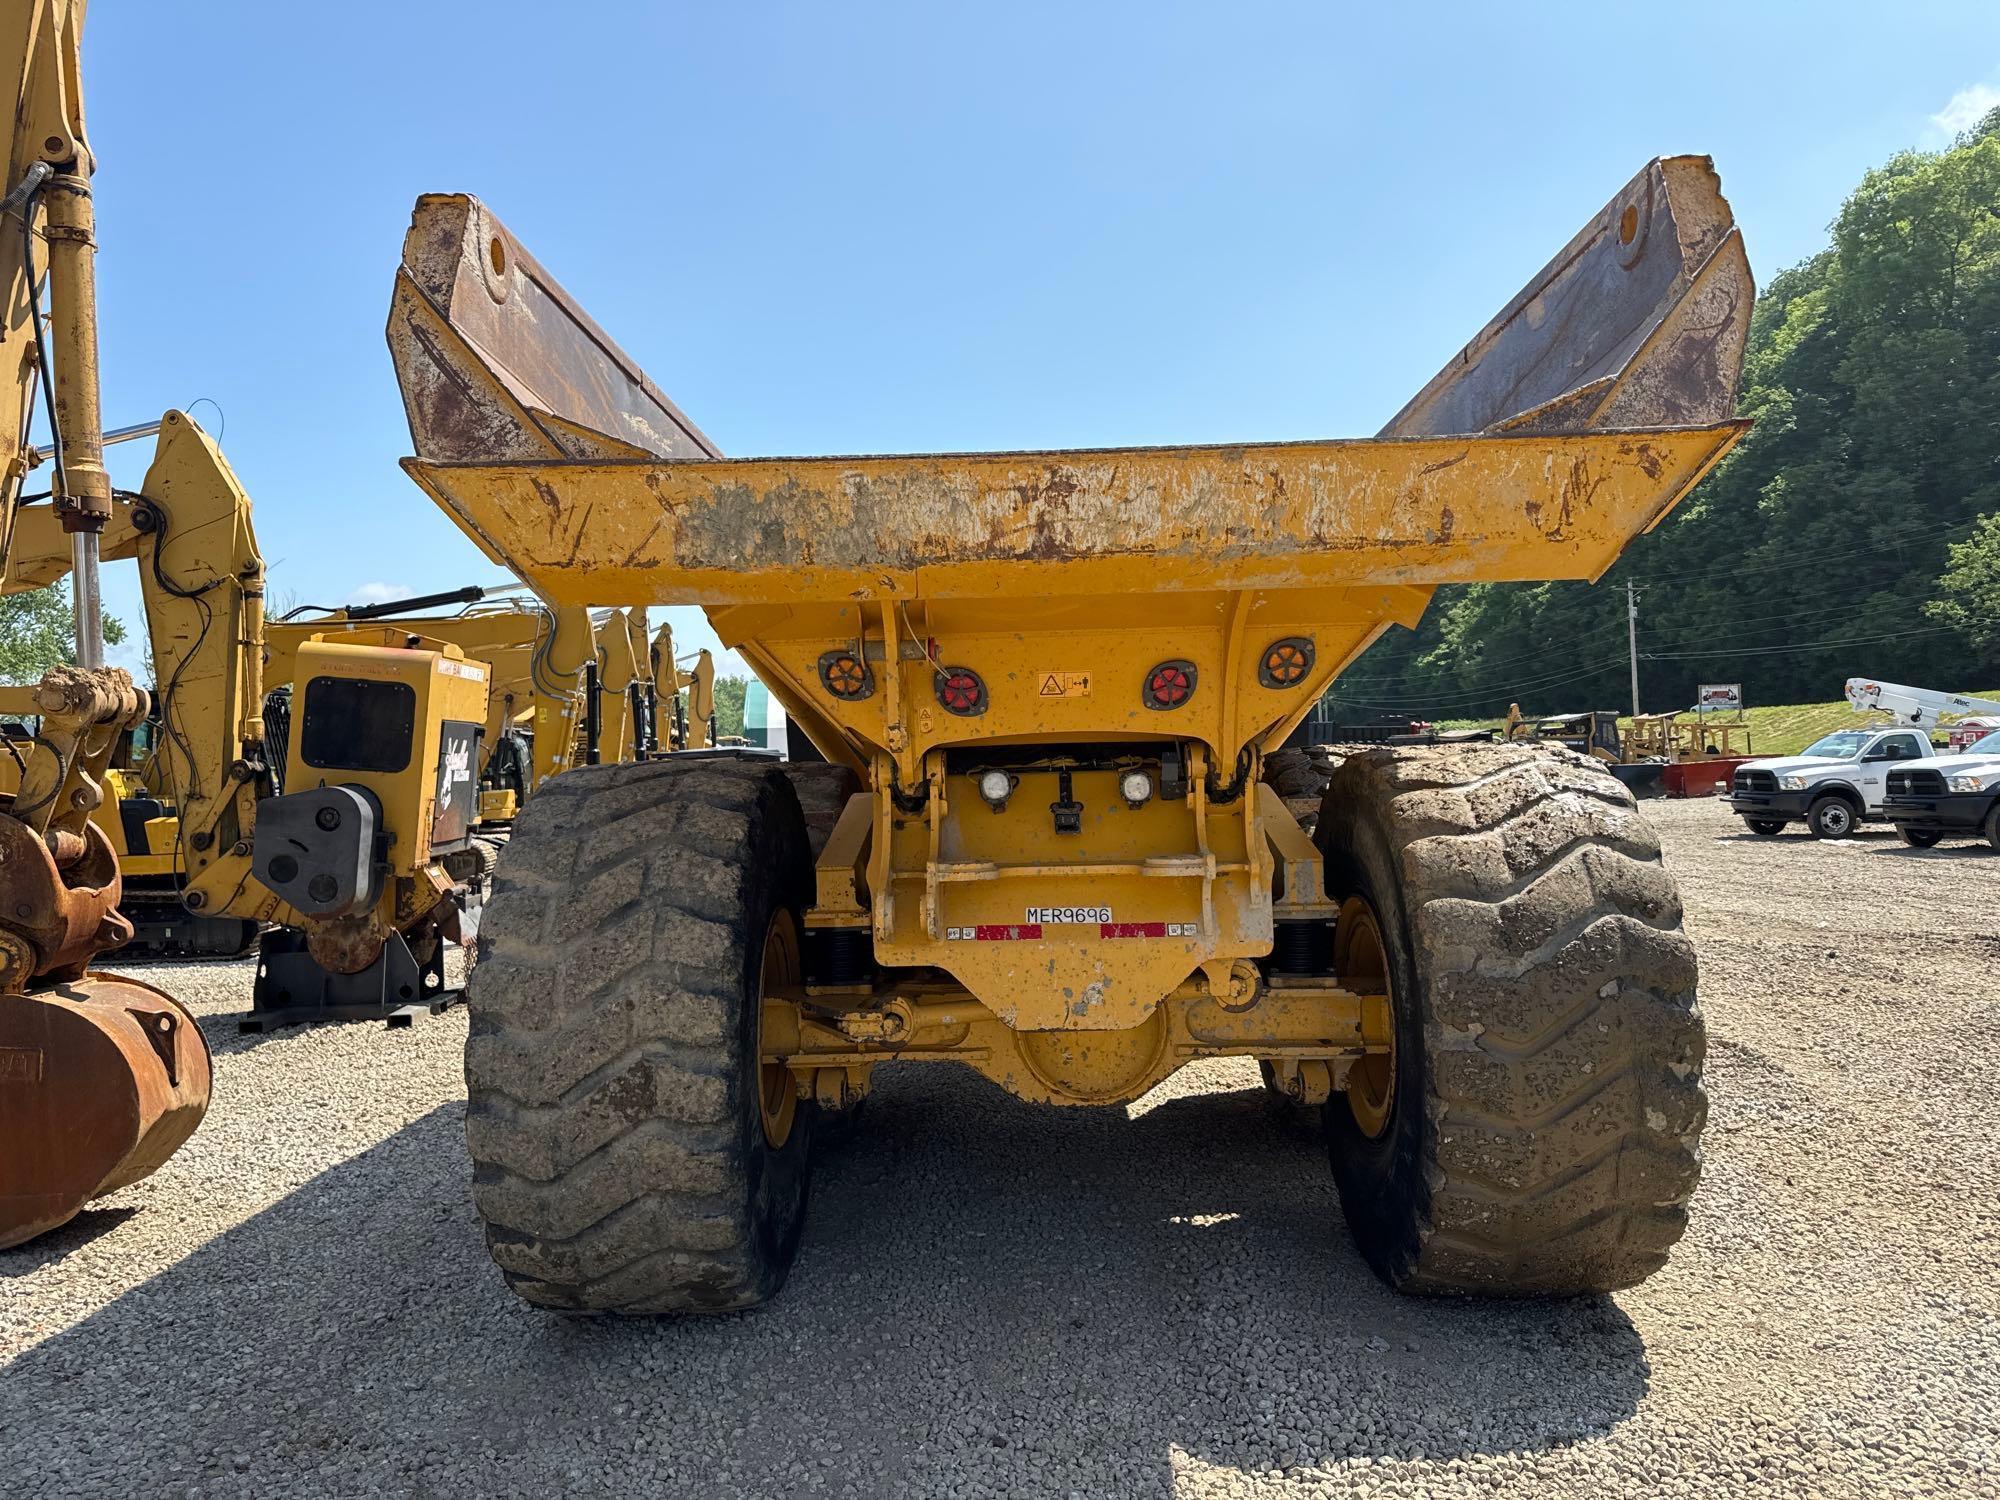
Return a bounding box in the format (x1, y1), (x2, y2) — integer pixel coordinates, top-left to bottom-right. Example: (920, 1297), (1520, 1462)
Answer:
(1258, 637), (1314, 688)
(1142, 660), (1197, 711)
(817, 650), (874, 700)
(936, 666), (987, 716)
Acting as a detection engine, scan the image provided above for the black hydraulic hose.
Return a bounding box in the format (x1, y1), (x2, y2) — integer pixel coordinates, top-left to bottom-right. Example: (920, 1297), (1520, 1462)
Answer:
(0, 161), (52, 218)
(16, 169), (66, 511)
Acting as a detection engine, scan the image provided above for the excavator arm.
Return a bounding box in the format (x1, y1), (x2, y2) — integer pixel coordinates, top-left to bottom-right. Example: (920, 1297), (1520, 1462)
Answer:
(1, 411), (277, 918)
(0, 1), (209, 1251)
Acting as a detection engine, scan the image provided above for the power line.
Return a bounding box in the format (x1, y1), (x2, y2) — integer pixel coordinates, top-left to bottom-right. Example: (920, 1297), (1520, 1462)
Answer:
(1639, 625), (1958, 661)
(1326, 656), (1628, 710)
(1334, 628), (1622, 687)
(1628, 516), (1978, 587)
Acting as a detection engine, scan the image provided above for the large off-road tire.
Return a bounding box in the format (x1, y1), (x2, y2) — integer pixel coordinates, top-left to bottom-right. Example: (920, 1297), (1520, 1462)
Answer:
(1263, 746), (1334, 838)
(1316, 742), (1705, 1296)
(780, 761), (862, 859)
(463, 755), (818, 1314)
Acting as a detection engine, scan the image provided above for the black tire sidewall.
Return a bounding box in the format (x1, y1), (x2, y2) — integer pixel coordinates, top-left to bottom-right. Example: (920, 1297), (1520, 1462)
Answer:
(1317, 779), (1432, 1286)
(1746, 818), (1785, 836)
(731, 774), (819, 1301)
(1808, 797), (1855, 839)
(1898, 827), (1942, 848)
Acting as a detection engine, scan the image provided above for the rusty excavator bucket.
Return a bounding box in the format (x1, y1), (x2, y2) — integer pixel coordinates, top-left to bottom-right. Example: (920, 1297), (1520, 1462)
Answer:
(389, 156), (1751, 780)
(0, 975), (210, 1249)
(0, 1), (212, 1249)
(0, 668), (212, 1253)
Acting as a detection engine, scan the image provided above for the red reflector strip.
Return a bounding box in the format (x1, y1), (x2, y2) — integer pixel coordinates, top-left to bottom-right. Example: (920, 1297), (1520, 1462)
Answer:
(972, 924), (1042, 941)
(1100, 922), (1168, 939)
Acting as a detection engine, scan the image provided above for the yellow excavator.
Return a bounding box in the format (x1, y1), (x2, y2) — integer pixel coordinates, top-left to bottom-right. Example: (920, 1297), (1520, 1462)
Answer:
(589, 606), (654, 764)
(650, 618), (716, 753)
(0, 0), (213, 1252)
(267, 594), (597, 828)
(267, 595), (714, 828)
(0, 1), (500, 1249)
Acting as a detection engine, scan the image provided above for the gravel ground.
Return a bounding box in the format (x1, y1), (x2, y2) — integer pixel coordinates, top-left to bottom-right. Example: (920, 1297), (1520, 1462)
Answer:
(3, 797), (1997, 1498)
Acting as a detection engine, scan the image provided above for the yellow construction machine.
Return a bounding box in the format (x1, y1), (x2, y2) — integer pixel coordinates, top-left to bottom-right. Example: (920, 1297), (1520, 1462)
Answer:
(0, 438), (508, 1016)
(267, 594), (597, 828)
(589, 606), (657, 763)
(391, 157), (1750, 1310)
(0, 418), (501, 1018)
(0, 0), (502, 1247)
(0, 0), (214, 1250)
(650, 619), (716, 752)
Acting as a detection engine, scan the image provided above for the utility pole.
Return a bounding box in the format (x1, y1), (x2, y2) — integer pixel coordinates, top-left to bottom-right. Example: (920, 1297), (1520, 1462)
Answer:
(1626, 580), (1641, 718)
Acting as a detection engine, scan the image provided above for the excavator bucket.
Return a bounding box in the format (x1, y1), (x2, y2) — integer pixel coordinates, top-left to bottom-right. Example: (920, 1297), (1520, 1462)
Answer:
(0, 974), (210, 1248)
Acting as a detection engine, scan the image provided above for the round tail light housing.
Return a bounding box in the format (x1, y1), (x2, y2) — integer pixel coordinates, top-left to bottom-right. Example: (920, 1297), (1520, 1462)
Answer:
(936, 666), (987, 716)
(1258, 636), (1315, 688)
(817, 649), (874, 700)
(1142, 660), (1197, 711)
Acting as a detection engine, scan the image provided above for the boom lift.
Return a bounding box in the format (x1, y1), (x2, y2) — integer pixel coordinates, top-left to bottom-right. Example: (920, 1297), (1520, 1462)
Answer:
(392, 157), (1750, 1310)
(1845, 677), (2000, 732)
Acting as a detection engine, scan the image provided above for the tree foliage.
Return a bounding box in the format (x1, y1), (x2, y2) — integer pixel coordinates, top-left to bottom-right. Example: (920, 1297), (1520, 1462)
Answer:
(1927, 512), (2000, 650)
(711, 675), (746, 739)
(1335, 111), (2000, 721)
(0, 582), (127, 686)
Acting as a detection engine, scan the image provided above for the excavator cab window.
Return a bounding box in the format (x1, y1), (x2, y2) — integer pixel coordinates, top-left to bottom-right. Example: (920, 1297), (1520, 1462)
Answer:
(299, 676), (416, 774)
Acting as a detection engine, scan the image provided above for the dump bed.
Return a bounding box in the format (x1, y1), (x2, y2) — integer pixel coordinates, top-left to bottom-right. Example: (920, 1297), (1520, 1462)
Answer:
(390, 157), (1751, 773)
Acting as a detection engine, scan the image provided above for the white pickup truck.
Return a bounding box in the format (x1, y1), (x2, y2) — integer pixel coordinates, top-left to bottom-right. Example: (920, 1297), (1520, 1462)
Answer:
(1881, 728), (2000, 849)
(1727, 726), (1938, 838)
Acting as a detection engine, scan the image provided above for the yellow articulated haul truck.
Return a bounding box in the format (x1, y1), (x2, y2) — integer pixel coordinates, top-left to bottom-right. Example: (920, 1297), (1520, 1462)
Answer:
(389, 159), (1750, 1312)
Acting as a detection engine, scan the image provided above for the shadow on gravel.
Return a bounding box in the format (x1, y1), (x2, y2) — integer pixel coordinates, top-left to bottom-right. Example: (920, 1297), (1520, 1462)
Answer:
(1, 1072), (1653, 1497)
(183, 1000), (472, 1059)
(0, 1207), (139, 1276)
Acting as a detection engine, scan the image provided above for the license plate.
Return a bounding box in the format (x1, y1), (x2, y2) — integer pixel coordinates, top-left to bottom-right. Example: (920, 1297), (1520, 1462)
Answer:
(1026, 906), (1111, 924)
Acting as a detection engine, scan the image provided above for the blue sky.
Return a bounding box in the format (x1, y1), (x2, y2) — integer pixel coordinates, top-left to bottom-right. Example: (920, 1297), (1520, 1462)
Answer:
(71, 2), (2000, 677)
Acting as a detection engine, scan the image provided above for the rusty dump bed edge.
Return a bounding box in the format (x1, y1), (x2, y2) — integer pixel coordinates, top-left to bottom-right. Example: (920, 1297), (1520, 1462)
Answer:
(400, 422), (1745, 609)
(388, 153), (1752, 612)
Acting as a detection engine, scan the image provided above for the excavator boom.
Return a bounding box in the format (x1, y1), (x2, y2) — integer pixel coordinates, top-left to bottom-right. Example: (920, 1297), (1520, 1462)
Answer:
(0, 0), (213, 1250)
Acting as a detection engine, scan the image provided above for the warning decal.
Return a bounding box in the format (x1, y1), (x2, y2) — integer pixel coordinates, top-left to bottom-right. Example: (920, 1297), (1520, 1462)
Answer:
(1037, 672), (1092, 698)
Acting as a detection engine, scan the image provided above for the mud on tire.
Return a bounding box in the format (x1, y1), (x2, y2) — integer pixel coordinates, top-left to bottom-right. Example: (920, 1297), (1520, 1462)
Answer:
(1263, 746), (1334, 839)
(1316, 742), (1706, 1296)
(780, 761), (861, 860)
(462, 755), (818, 1313)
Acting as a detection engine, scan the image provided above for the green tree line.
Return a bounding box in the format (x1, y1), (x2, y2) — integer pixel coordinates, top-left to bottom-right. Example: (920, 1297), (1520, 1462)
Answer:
(1334, 107), (2000, 722)
(0, 582), (126, 685)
